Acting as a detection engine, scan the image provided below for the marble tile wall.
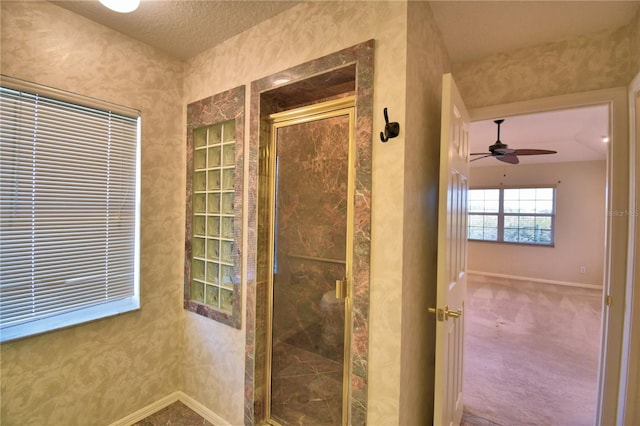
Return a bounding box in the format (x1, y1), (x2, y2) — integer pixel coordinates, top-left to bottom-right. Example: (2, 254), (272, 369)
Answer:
(272, 116), (349, 343)
(249, 41), (374, 426)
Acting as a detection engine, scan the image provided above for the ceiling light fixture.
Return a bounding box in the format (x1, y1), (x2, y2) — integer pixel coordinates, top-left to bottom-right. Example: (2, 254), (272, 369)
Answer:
(602, 136), (610, 143)
(98, 0), (140, 13)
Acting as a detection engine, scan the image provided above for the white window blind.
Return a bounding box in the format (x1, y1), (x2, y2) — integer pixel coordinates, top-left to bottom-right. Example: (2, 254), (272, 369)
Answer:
(0, 76), (140, 342)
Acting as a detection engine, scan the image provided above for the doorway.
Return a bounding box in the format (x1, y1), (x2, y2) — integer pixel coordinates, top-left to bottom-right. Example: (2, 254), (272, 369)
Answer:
(264, 98), (355, 425)
(461, 91), (630, 425)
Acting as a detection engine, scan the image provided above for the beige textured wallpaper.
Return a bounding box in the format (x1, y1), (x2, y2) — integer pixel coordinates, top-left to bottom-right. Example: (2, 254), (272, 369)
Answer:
(399, 2), (451, 424)
(0, 2), (185, 425)
(2, 2), (637, 426)
(632, 8), (640, 77)
(453, 24), (633, 109)
(183, 2), (410, 424)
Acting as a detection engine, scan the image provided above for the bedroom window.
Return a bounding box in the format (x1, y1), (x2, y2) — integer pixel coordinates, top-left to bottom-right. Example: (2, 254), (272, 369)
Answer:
(468, 187), (555, 246)
(0, 76), (140, 342)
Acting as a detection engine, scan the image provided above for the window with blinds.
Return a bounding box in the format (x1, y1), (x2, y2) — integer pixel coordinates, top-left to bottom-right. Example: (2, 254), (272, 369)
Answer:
(0, 76), (140, 342)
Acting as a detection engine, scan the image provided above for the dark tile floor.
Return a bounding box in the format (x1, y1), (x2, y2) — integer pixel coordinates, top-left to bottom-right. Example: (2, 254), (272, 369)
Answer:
(137, 402), (492, 426)
(133, 401), (212, 426)
(270, 342), (343, 426)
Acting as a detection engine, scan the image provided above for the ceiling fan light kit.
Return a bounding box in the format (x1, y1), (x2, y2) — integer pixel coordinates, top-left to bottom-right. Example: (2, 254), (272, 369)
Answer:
(470, 118), (557, 164)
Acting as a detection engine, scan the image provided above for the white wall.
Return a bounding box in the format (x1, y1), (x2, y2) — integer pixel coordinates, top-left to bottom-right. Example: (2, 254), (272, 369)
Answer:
(468, 160), (607, 286)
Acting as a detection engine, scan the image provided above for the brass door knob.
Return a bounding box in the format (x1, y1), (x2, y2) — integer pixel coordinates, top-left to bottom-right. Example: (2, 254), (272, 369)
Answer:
(428, 305), (462, 321)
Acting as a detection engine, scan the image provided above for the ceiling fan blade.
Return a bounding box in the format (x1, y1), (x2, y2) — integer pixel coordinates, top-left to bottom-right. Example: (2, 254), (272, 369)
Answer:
(513, 149), (557, 156)
(497, 154), (519, 164)
(470, 152), (491, 156)
(470, 154), (492, 162)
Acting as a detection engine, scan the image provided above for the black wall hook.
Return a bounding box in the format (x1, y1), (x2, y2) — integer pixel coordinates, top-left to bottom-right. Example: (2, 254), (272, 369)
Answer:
(380, 107), (400, 142)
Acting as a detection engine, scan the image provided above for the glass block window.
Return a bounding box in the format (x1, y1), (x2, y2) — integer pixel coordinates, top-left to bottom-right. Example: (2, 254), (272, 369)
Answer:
(191, 121), (236, 312)
(185, 86), (244, 328)
(468, 187), (555, 246)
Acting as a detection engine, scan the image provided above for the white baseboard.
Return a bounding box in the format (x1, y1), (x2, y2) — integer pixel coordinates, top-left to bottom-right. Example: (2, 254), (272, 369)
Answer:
(467, 270), (603, 290)
(177, 391), (231, 426)
(108, 391), (231, 426)
(108, 392), (181, 426)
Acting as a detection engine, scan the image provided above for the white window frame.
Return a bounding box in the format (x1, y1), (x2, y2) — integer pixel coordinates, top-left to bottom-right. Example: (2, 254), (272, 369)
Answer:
(0, 75), (141, 342)
(468, 186), (556, 246)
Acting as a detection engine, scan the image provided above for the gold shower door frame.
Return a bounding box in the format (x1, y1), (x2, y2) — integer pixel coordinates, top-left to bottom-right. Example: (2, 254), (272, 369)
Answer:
(265, 96), (356, 426)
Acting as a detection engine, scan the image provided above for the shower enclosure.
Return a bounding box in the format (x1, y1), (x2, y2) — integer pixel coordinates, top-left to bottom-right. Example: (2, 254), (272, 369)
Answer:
(265, 97), (355, 426)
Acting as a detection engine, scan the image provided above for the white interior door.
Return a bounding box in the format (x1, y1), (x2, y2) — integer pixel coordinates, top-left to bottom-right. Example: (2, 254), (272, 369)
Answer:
(432, 73), (470, 426)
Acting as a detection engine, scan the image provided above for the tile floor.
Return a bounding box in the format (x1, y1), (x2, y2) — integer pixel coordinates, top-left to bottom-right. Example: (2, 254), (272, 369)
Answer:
(133, 401), (211, 426)
(137, 400), (493, 426)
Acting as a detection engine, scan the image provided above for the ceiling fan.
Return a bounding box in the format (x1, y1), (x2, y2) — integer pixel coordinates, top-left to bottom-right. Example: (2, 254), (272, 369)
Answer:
(470, 119), (557, 164)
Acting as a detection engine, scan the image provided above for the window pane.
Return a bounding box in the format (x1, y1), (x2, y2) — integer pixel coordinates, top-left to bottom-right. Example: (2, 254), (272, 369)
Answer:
(468, 227), (484, 239)
(537, 230), (552, 244)
(535, 216), (552, 230)
(519, 229), (535, 243)
(536, 188), (554, 200)
(536, 200), (553, 214)
(467, 211), (497, 241)
(485, 201), (499, 213)
(519, 200), (536, 213)
(468, 187), (554, 246)
(504, 200), (519, 213)
(504, 228), (518, 242)
(484, 228), (498, 241)
(519, 188), (537, 200)
(469, 201), (485, 213)
(519, 216), (535, 228)
(484, 215), (498, 228)
(469, 214), (484, 227)
(504, 189), (519, 200)
(504, 215), (519, 228)
(468, 189), (499, 213)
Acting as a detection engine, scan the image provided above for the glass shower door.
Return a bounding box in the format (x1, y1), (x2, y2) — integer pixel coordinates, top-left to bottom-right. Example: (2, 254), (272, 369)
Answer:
(267, 99), (354, 426)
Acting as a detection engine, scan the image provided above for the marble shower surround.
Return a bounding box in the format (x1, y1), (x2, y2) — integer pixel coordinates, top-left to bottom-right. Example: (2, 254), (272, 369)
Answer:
(245, 40), (374, 425)
(272, 115), (350, 344)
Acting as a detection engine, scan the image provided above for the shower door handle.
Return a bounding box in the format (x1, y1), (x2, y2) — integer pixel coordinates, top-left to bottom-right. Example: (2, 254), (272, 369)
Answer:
(335, 279), (347, 299)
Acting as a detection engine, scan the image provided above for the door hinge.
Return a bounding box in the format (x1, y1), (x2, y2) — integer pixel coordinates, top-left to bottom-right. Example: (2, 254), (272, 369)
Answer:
(605, 295), (613, 307)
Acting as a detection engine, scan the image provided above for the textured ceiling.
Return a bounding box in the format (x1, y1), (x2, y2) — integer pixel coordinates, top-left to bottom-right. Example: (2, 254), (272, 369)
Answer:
(51, 1), (640, 63)
(470, 105), (609, 167)
(51, 0), (299, 60)
(430, 0), (639, 64)
(49, 0), (633, 166)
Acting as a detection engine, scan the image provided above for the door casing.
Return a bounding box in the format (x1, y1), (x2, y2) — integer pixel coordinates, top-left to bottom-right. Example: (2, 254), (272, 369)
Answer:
(469, 86), (630, 425)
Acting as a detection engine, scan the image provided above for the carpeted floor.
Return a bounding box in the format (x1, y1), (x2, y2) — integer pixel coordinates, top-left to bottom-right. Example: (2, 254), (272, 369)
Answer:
(463, 275), (602, 426)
